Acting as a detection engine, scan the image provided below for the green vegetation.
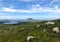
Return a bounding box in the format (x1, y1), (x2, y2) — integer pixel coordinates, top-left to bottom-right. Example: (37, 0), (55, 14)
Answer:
(0, 20), (60, 42)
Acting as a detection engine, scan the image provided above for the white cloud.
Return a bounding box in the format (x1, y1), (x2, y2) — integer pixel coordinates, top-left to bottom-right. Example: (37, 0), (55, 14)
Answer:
(2, 7), (16, 12)
(0, 15), (33, 19)
(0, 5), (60, 13)
(17, 0), (45, 2)
(49, 0), (59, 6)
(31, 5), (60, 13)
(54, 5), (59, 9)
(0, 16), (19, 19)
(0, 16), (18, 19)
(17, 0), (33, 2)
(1, 7), (33, 13)
(35, 4), (40, 8)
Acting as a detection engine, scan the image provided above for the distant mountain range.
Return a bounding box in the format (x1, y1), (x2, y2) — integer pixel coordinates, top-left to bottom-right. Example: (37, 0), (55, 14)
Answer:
(0, 18), (60, 24)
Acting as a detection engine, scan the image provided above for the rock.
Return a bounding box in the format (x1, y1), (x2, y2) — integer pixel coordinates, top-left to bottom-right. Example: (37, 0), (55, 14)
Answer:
(27, 36), (34, 41)
(36, 24), (40, 28)
(43, 29), (46, 32)
(52, 27), (59, 33)
(45, 21), (55, 25)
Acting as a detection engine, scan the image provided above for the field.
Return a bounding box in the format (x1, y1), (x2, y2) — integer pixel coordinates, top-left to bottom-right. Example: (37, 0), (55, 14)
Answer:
(0, 19), (60, 42)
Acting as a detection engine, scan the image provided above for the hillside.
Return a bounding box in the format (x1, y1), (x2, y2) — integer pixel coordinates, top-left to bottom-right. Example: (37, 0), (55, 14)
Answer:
(0, 19), (60, 42)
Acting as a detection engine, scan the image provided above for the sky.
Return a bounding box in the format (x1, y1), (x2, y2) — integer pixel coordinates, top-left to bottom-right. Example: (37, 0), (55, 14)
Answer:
(0, 0), (60, 20)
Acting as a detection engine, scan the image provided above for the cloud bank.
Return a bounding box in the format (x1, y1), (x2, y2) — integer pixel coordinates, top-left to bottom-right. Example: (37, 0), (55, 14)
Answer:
(0, 0), (60, 19)
(0, 5), (60, 13)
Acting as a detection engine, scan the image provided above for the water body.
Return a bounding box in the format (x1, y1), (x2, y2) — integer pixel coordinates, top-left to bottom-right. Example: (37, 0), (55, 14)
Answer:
(4, 21), (19, 24)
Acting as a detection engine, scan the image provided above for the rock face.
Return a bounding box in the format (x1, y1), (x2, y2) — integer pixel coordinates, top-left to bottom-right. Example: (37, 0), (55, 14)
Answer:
(27, 36), (34, 42)
(45, 21), (55, 25)
(52, 27), (59, 33)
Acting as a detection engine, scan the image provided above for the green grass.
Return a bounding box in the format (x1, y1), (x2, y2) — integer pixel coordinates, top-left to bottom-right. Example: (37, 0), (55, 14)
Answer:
(0, 20), (60, 42)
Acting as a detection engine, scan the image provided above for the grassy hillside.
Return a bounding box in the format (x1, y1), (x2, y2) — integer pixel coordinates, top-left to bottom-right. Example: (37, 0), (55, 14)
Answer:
(0, 19), (60, 42)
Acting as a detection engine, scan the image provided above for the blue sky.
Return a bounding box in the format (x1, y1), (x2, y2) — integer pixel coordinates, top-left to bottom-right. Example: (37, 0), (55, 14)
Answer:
(0, 0), (60, 20)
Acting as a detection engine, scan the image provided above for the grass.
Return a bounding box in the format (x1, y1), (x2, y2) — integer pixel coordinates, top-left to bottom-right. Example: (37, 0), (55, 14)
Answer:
(0, 20), (60, 42)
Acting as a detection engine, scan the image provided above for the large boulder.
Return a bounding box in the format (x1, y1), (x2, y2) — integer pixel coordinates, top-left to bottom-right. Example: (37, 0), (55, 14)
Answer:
(52, 27), (59, 33)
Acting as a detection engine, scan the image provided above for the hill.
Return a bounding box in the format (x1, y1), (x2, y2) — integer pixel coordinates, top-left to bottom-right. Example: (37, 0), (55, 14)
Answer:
(0, 19), (60, 42)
